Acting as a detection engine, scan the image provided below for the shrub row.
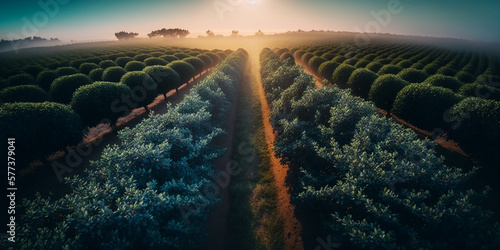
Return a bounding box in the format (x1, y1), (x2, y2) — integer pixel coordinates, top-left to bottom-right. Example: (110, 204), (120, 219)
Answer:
(9, 49), (248, 249)
(259, 49), (499, 249)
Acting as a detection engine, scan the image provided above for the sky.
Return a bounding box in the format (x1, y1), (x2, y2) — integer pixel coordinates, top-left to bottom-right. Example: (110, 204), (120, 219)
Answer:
(0, 0), (499, 43)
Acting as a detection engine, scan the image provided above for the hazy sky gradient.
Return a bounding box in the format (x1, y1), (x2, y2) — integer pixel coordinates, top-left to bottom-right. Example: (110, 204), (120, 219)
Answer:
(0, 0), (499, 42)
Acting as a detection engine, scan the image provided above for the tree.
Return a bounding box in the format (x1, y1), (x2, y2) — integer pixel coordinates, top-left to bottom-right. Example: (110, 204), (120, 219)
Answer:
(115, 31), (139, 40)
(147, 28), (190, 38)
(206, 30), (215, 37)
(231, 30), (239, 37)
(255, 30), (265, 36)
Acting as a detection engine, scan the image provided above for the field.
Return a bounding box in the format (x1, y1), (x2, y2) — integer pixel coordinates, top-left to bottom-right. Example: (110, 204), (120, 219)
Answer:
(1, 32), (500, 249)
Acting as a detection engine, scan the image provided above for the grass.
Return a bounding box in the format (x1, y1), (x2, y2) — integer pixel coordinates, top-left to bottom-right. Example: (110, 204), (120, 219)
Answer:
(227, 62), (284, 250)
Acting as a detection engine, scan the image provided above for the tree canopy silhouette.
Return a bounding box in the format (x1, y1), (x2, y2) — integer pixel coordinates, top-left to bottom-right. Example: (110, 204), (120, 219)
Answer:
(115, 31), (139, 40)
(147, 28), (190, 38)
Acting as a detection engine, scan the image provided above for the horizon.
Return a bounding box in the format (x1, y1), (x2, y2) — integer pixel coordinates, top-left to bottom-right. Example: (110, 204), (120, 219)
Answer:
(1, 0), (499, 43)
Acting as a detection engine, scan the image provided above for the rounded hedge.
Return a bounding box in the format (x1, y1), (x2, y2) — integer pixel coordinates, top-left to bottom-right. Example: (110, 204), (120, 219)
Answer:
(354, 59), (371, 68)
(102, 66), (127, 82)
(321, 52), (336, 60)
(397, 68), (429, 83)
(368, 74), (409, 111)
(49, 73), (93, 104)
(183, 57), (206, 76)
(0, 85), (50, 104)
(173, 52), (190, 60)
(7, 73), (36, 87)
(36, 70), (59, 92)
(23, 65), (44, 78)
(378, 64), (403, 75)
(144, 57), (168, 66)
(332, 63), (357, 87)
(55, 67), (79, 77)
(392, 84), (463, 130)
(332, 55), (346, 64)
(143, 66), (181, 97)
(366, 62), (384, 72)
(99, 60), (118, 69)
(71, 82), (132, 127)
(78, 63), (100, 75)
(455, 71), (476, 83)
(396, 60), (412, 68)
(318, 61), (340, 81)
(196, 54), (213, 68)
(0, 102), (83, 169)
(424, 74), (463, 92)
(0, 77), (7, 90)
(115, 57), (134, 68)
(162, 55), (180, 62)
(437, 66), (457, 77)
(458, 83), (500, 101)
(447, 97), (500, 151)
(347, 68), (378, 98)
(124, 61), (146, 72)
(308, 56), (328, 73)
(69, 59), (86, 69)
(133, 54), (151, 62)
(120, 71), (158, 109)
(204, 52), (223, 67)
(280, 52), (295, 62)
(89, 68), (104, 82)
(167, 61), (196, 84)
(301, 53), (315, 64)
(422, 63), (440, 75)
(344, 58), (358, 66)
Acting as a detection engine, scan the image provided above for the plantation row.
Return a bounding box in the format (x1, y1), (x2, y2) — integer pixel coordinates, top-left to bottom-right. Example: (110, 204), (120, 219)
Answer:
(3, 49), (248, 249)
(0, 48), (231, 170)
(260, 48), (499, 249)
(286, 43), (500, 154)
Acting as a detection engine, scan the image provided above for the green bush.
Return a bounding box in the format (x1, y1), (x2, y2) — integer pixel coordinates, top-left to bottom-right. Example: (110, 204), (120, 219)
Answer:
(23, 65), (44, 78)
(368, 74), (409, 111)
(204, 52), (223, 67)
(55, 67), (79, 76)
(36, 70), (58, 91)
(392, 84), (463, 130)
(456, 71), (476, 83)
(354, 59), (371, 68)
(280, 52), (295, 62)
(144, 57), (168, 66)
(347, 68), (378, 98)
(378, 64), (403, 75)
(69, 59), (86, 69)
(0, 85), (50, 104)
(0, 77), (7, 90)
(133, 54), (151, 61)
(344, 58), (358, 66)
(422, 63), (440, 75)
(99, 60), (118, 69)
(396, 59), (412, 68)
(89, 68), (104, 82)
(49, 74), (93, 104)
(183, 57), (207, 76)
(7, 73), (36, 87)
(124, 61), (146, 71)
(437, 66), (458, 76)
(293, 50), (307, 60)
(424, 74), (463, 91)
(102, 66), (127, 82)
(173, 52), (190, 59)
(366, 61), (383, 72)
(71, 82), (132, 127)
(196, 54), (213, 68)
(300, 53), (314, 64)
(332, 63), (356, 87)
(162, 55), (180, 62)
(143, 66), (181, 98)
(0, 102), (82, 169)
(410, 62), (425, 70)
(447, 97), (500, 151)
(318, 61), (340, 81)
(120, 71), (158, 110)
(332, 55), (346, 63)
(78, 63), (100, 75)
(115, 56), (134, 67)
(397, 68), (429, 83)
(167, 61), (196, 84)
(458, 83), (500, 101)
(308, 56), (328, 73)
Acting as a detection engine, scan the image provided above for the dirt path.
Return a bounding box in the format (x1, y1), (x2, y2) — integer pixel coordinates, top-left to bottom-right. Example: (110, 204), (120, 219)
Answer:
(18, 70), (213, 201)
(251, 51), (304, 250)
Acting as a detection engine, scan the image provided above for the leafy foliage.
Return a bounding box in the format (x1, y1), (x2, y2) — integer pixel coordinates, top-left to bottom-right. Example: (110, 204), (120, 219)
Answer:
(102, 66), (127, 82)
(49, 73), (93, 104)
(167, 60), (196, 84)
(120, 71), (158, 110)
(143, 66), (181, 98)
(36, 70), (59, 91)
(71, 82), (132, 127)
(332, 63), (356, 87)
(368, 74), (409, 111)
(424, 74), (463, 92)
(0, 85), (50, 104)
(347, 68), (378, 98)
(7, 73), (36, 87)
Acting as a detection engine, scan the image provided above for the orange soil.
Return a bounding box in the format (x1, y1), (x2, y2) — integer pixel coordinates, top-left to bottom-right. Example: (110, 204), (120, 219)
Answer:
(252, 53), (304, 250)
